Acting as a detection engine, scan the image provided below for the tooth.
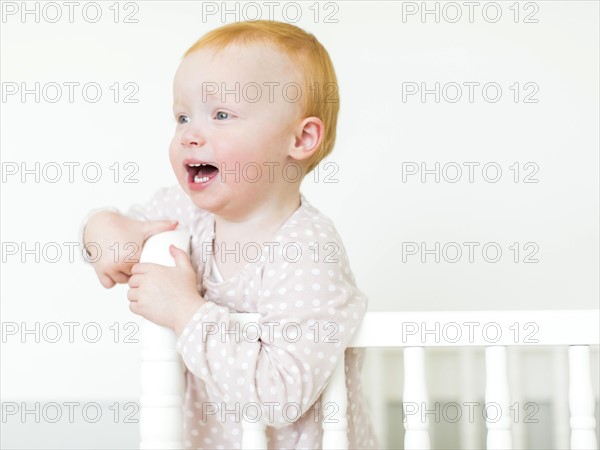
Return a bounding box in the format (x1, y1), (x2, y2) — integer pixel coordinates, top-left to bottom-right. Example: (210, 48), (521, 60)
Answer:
(194, 175), (210, 183)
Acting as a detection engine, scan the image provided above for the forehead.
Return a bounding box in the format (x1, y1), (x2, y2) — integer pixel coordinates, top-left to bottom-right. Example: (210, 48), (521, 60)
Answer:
(174, 43), (300, 96)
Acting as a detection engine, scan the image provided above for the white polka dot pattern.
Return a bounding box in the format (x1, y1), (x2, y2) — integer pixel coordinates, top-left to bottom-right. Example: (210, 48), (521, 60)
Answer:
(125, 185), (379, 449)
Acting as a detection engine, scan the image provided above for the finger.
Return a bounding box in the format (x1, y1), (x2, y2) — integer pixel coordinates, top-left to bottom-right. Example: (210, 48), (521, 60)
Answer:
(127, 287), (138, 302)
(121, 262), (135, 277)
(112, 271), (131, 284)
(131, 263), (153, 274)
(128, 274), (141, 288)
(99, 273), (116, 289)
(142, 219), (179, 240)
(129, 301), (140, 315)
(170, 244), (193, 271)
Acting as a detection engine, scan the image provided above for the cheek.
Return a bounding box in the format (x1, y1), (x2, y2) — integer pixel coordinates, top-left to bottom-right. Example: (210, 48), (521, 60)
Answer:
(168, 139), (181, 173)
(168, 143), (176, 163)
(225, 133), (276, 163)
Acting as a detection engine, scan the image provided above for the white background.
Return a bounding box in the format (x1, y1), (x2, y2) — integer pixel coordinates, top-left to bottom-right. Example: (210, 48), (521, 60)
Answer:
(1, 0), (598, 447)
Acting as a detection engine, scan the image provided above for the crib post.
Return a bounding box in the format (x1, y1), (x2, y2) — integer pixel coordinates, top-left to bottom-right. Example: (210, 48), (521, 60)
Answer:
(403, 346), (430, 450)
(241, 419), (267, 449)
(568, 345), (598, 449)
(138, 228), (190, 450)
(322, 353), (349, 449)
(485, 346), (512, 450)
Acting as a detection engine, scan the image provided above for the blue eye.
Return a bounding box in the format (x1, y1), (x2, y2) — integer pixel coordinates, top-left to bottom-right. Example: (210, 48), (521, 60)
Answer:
(215, 111), (229, 120)
(177, 114), (189, 124)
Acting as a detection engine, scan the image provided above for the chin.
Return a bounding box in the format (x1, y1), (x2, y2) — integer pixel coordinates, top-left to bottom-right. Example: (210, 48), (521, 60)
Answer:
(188, 191), (220, 213)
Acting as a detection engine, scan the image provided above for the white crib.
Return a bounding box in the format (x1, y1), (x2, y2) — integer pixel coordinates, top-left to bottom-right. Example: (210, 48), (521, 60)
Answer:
(137, 229), (599, 450)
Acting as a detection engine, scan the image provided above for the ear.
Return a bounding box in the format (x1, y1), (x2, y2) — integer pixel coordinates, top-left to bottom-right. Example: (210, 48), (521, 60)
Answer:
(288, 116), (324, 163)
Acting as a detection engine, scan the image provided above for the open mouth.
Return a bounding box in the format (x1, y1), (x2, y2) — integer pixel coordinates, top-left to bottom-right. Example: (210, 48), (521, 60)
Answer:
(185, 161), (219, 184)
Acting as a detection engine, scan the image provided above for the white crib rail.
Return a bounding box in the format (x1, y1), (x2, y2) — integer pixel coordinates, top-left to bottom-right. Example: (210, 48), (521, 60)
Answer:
(137, 231), (599, 450)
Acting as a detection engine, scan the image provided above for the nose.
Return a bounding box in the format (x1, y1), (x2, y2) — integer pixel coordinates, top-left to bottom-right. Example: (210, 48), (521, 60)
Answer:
(181, 123), (206, 147)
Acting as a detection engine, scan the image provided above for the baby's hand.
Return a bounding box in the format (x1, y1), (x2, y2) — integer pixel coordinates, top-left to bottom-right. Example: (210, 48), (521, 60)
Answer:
(127, 244), (205, 334)
(84, 211), (178, 288)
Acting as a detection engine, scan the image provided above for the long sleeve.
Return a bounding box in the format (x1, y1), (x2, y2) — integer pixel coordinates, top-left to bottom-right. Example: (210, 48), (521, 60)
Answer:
(176, 215), (369, 428)
(78, 206), (119, 263)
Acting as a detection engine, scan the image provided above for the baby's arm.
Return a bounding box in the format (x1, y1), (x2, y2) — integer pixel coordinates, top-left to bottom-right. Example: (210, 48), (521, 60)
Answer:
(84, 211), (178, 288)
(81, 185), (197, 288)
(176, 223), (367, 427)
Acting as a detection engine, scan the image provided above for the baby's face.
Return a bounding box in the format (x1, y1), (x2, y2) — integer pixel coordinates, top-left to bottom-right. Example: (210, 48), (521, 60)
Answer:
(169, 43), (304, 218)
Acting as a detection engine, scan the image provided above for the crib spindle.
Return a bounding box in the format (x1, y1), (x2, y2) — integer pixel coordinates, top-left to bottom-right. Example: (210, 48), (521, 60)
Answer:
(403, 347), (430, 450)
(485, 346), (512, 450)
(241, 419), (267, 449)
(140, 323), (186, 449)
(139, 229), (190, 449)
(322, 354), (349, 449)
(568, 345), (598, 449)
(553, 347), (570, 449)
